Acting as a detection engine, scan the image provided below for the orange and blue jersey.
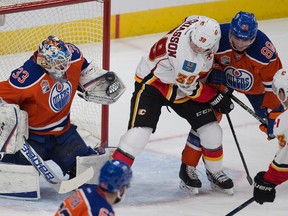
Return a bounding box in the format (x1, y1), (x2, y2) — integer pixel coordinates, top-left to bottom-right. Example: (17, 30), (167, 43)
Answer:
(55, 185), (115, 216)
(0, 43), (89, 136)
(214, 23), (282, 109)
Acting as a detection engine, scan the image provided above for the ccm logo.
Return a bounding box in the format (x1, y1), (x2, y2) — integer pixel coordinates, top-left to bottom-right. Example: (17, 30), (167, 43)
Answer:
(196, 108), (212, 117)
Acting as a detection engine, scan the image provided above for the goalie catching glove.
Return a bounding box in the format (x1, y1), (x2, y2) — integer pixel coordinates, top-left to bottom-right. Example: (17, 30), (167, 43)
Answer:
(0, 98), (28, 154)
(78, 62), (126, 105)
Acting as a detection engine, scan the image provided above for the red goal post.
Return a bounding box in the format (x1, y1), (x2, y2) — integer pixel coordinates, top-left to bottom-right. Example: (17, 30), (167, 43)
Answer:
(0, 0), (111, 147)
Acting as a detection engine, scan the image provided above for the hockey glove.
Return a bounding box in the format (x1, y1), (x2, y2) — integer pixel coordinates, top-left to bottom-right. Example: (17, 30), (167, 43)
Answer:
(207, 69), (230, 93)
(207, 69), (226, 85)
(209, 91), (234, 114)
(253, 171), (276, 205)
(259, 106), (284, 140)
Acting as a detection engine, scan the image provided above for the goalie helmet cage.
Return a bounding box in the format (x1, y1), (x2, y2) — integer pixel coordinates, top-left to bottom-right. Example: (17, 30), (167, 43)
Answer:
(0, 0), (111, 147)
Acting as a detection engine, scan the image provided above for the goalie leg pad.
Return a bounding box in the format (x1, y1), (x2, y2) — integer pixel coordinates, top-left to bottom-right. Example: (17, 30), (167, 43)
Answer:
(0, 98), (28, 154)
(0, 163), (40, 200)
(76, 150), (111, 184)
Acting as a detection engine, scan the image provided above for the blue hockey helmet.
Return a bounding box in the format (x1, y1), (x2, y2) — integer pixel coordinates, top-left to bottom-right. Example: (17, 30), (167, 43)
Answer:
(230, 11), (258, 41)
(99, 159), (132, 193)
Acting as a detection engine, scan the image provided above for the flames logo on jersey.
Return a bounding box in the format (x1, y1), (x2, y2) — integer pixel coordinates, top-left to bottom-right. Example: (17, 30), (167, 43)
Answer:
(49, 81), (72, 112)
(225, 66), (253, 91)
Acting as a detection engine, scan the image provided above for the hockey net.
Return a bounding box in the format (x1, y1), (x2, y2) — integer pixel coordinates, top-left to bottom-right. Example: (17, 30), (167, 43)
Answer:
(0, 0), (110, 146)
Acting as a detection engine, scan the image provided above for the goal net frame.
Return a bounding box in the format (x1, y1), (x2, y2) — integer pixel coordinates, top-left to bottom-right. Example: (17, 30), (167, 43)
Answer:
(0, 0), (111, 147)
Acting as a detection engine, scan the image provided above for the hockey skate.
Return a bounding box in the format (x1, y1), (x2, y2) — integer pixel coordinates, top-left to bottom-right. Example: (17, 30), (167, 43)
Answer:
(206, 169), (234, 195)
(179, 163), (202, 195)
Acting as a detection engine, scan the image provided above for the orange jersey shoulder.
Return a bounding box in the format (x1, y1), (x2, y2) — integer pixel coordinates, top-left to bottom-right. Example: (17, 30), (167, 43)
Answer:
(215, 24), (282, 95)
(0, 46), (86, 136)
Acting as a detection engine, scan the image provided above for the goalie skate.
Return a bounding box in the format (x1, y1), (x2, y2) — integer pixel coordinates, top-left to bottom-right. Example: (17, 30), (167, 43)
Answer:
(179, 163), (201, 195)
(206, 169), (234, 195)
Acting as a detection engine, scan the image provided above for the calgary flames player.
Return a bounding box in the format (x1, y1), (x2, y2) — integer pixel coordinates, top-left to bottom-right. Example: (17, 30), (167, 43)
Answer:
(253, 68), (288, 204)
(112, 15), (235, 195)
(180, 11), (283, 195)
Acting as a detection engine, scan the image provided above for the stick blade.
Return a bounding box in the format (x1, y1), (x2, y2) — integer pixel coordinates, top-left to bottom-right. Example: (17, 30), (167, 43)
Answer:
(57, 167), (94, 194)
(247, 176), (253, 185)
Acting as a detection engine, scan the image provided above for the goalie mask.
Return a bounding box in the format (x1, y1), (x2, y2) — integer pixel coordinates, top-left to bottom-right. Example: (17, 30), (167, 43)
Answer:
(37, 35), (72, 82)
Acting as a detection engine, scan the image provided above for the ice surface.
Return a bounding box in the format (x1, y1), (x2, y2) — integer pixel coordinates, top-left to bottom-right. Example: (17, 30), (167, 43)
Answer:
(1, 18), (288, 216)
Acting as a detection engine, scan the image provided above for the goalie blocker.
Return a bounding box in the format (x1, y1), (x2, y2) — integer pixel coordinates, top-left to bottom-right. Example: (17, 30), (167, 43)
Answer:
(78, 62), (126, 105)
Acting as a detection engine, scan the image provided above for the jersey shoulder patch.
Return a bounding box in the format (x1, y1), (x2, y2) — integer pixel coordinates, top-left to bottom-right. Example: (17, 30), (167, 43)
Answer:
(9, 56), (45, 88)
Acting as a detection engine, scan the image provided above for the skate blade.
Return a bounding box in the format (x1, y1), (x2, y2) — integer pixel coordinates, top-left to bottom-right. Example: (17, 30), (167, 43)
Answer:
(210, 183), (233, 195)
(179, 181), (199, 195)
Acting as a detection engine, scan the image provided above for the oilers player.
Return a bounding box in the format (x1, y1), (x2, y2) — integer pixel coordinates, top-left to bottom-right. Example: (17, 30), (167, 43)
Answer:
(0, 35), (125, 199)
(180, 11), (283, 195)
(55, 159), (132, 215)
(253, 68), (288, 204)
(111, 15), (234, 194)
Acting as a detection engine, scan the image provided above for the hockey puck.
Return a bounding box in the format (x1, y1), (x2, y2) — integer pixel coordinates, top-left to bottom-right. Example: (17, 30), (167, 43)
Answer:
(105, 72), (115, 82)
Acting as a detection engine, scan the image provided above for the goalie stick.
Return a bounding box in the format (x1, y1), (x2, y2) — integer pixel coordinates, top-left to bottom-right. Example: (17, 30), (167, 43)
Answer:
(19, 140), (94, 194)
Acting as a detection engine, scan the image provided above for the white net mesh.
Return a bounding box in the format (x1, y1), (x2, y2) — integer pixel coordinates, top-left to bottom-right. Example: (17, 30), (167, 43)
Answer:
(0, 0), (106, 143)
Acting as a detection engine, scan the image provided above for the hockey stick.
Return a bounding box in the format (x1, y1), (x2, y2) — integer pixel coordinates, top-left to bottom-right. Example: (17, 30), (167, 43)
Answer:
(226, 113), (253, 185)
(20, 140), (94, 194)
(226, 91), (267, 126)
(225, 197), (254, 216)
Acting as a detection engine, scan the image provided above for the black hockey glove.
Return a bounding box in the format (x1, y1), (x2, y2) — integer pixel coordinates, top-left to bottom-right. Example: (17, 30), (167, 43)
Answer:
(253, 171), (276, 205)
(209, 91), (234, 114)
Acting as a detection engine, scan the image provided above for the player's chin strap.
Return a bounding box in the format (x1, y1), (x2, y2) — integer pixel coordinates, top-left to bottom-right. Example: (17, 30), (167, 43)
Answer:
(18, 139), (94, 194)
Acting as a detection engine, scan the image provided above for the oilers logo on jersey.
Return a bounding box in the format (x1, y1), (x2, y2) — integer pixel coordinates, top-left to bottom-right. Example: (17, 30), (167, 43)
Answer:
(49, 81), (72, 112)
(225, 66), (253, 91)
